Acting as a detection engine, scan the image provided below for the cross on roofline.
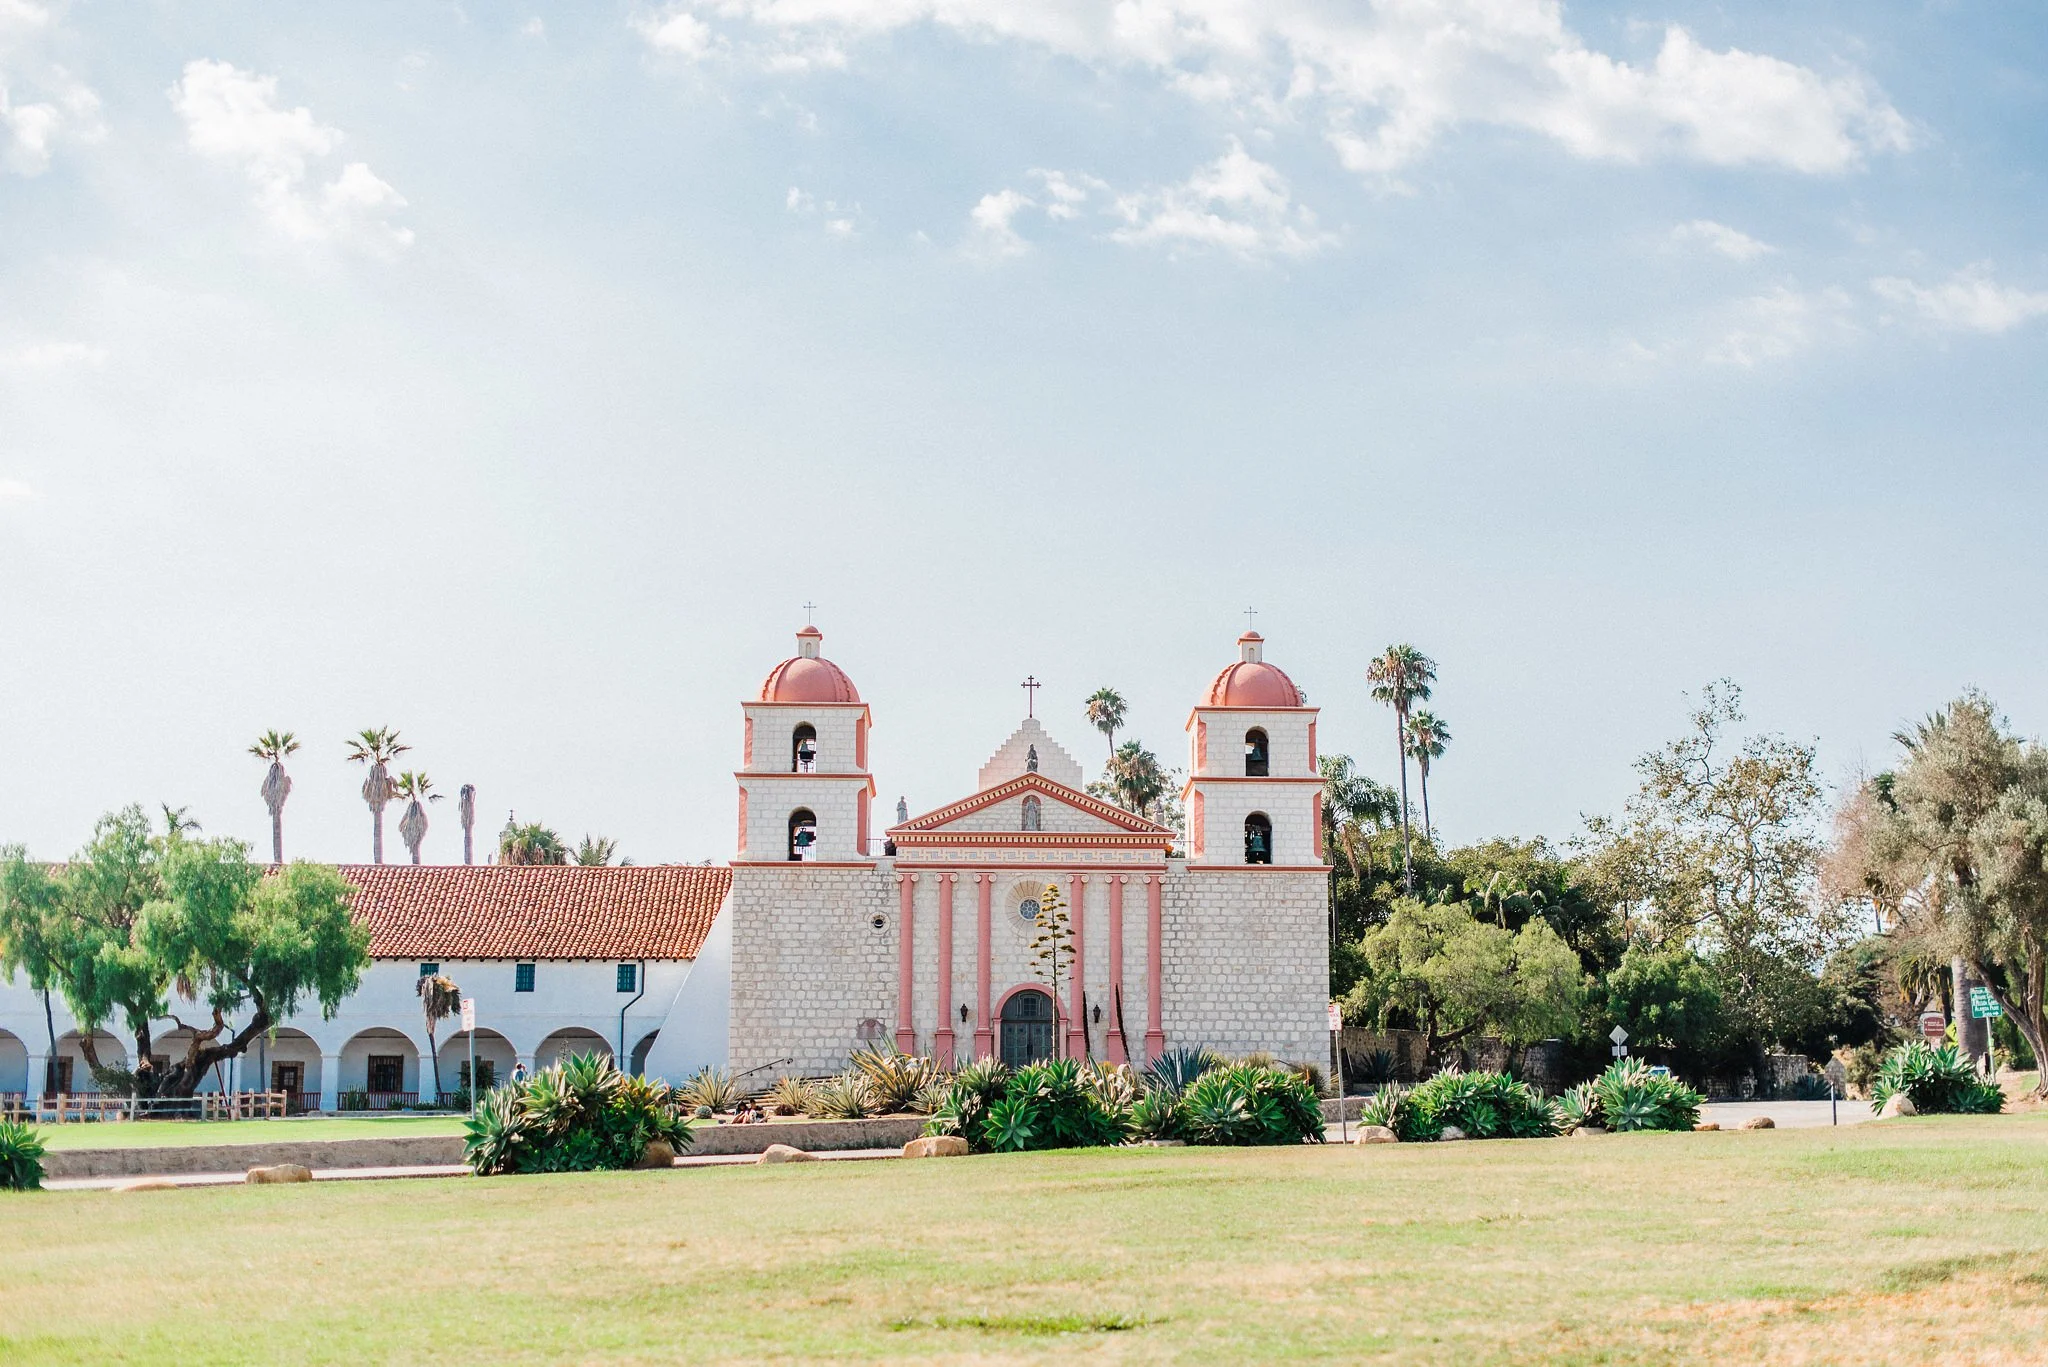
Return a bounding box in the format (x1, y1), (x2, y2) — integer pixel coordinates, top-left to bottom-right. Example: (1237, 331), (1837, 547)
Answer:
(1244, 605), (1258, 630)
(1021, 675), (1041, 718)
(802, 601), (817, 625)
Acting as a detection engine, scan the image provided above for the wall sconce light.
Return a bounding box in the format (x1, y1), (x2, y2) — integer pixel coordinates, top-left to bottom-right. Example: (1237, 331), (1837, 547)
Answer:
(959, 1004), (970, 1023)
(1091, 1005), (1102, 1023)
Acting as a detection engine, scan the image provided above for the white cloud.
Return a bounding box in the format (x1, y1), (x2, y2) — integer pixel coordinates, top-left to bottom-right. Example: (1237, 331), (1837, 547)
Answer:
(0, 0), (102, 176)
(1671, 219), (1774, 262)
(784, 184), (861, 237)
(637, 2), (1911, 179)
(168, 59), (412, 254)
(0, 339), (103, 369)
(1872, 266), (2048, 335)
(966, 187), (1033, 258)
(1108, 141), (1333, 259)
(0, 477), (33, 505)
(520, 17), (546, 39)
(1706, 285), (1854, 367)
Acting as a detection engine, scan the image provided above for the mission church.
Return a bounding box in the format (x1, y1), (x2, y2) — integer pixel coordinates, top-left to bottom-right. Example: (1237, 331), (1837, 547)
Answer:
(0, 626), (1329, 1107)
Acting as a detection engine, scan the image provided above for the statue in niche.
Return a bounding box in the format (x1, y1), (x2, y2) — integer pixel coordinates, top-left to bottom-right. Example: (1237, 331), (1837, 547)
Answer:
(1026, 745), (1039, 773)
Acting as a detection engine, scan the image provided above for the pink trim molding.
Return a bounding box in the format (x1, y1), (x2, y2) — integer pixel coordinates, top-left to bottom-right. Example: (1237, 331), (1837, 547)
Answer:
(895, 872), (917, 1054)
(1144, 873), (1165, 1060)
(1105, 875), (1128, 1064)
(974, 874), (994, 1059)
(934, 874), (957, 1065)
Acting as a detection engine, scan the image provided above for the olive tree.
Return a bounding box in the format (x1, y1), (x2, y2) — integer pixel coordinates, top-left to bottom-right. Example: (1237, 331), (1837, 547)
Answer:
(0, 806), (369, 1098)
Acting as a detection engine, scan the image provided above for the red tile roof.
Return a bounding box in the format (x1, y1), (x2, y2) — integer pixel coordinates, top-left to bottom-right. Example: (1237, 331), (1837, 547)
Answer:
(341, 864), (731, 961)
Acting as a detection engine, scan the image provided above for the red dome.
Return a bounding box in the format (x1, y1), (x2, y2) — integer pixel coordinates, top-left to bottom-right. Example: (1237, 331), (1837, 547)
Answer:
(1203, 631), (1304, 708)
(760, 626), (861, 704)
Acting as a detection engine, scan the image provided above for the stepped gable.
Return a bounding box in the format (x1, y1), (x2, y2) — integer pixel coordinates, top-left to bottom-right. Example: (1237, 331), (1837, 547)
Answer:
(342, 864), (731, 960)
(976, 717), (1086, 790)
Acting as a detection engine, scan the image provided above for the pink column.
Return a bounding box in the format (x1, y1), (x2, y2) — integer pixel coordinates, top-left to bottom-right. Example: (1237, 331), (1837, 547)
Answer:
(934, 874), (957, 1064)
(895, 872), (917, 1054)
(1066, 873), (1088, 1061)
(1144, 873), (1165, 1060)
(1105, 875), (1128, 1064)
(974, 874), (994, 1059)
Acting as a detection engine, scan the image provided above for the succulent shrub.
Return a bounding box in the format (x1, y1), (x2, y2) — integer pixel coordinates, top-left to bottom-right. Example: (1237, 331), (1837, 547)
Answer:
(0, 1118), (45, 1191)
(1869, 1041), (2004, 1116)
(461, 1052), (694, 1176)
(1179, 1063), (1323, 1146)
(1128, 1088), (1184, 1141)
(1144, 1046), (1224, 1095)
(1355, 1049), (1399, 1085)
(849, 1046), (941, 1113)
(921, 1057), (1010, 1149)
(909, 1079), (954, 1116)
(1357, 1084), (1407, 1132)
(1585, 1059), (1703, 1132)
(763, 1075), (816, 1117)
(808, 1073), (876, 1120)
(679, 1066), (740, 1113)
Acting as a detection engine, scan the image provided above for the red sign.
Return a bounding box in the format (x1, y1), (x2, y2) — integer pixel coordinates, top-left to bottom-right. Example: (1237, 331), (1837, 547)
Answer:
(1919, 1010), (1946, 1042)
(1327, 1002), (1343, 1033)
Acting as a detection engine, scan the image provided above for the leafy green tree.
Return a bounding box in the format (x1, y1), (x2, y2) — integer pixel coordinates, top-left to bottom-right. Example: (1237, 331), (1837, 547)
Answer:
(0, 807), (368, 1098)
(346, 726), (410, 865)
(499, 820), (568, 866)
(1345, 897), (1584, 1063)
(1083, 688), (1127, 762)
(1834, 693), (2048, 1095)
(1576, 681), (1845, 1057)
(1446, 837), (1624, 975)
(393, 772), (441, 866)
(1595, 946), (1724, 1059)
(249, 730), (299, 864)
(1404, 711), (1451, 840)
(1367, 645), (1435, 890)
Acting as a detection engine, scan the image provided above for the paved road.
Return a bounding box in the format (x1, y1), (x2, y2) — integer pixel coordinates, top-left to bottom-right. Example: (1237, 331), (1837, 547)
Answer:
(1699, 1098), (1874, 1129)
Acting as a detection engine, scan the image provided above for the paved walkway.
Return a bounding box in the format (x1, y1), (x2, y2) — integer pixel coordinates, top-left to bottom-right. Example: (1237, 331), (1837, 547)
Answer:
(46, 1147), (903, 1192)
(1699, 1098), (1873, 1130)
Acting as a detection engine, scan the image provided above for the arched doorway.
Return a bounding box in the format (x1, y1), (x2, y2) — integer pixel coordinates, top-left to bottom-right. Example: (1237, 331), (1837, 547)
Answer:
(1000, 988), (1055, 1067)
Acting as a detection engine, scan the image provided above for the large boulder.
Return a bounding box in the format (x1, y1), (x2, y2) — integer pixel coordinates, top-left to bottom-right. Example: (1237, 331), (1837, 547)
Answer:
(1353, 1125), (1398, 1145)
(901, 1136), (970, 1159)
(1693, 1122), (1721, 1132)
(244, 1164), (312, 1185)
(1569, 1125), (1607, 1139)
(1880, 1093), (1917, 1119)
(634, 1140), (677, 1170)
(758, 1143), (817, 1165)
(1438, 1125), (1468, 1142)
(1741, 1116), (1776, 1130)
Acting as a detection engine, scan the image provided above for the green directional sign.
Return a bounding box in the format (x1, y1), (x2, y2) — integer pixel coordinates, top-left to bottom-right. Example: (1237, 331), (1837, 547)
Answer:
(1970, 986), (2003, 1019)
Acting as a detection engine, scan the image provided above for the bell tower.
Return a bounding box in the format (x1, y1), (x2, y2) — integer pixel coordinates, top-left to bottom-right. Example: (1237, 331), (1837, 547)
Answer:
(736, 626), (876, 862)
(1184, 631), (1323, 867)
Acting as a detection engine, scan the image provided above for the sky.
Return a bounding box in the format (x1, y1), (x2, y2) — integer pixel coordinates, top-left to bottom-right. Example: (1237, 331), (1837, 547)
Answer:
(2, 1), (2045, 867)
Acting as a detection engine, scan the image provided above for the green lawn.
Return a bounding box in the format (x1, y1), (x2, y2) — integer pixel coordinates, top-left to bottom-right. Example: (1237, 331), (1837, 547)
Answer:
(5, 1115), (2048, 1364)
(33, 1115), (467, 1150)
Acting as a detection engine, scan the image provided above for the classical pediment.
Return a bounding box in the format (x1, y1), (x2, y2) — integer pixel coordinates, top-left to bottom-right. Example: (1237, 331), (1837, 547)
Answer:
(891, 771), (1172, 843)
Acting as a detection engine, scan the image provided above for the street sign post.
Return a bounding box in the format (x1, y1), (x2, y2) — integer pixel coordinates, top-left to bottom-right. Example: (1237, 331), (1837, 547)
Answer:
(1970, 987), (2003, 1020)
(1329, 1002), (1347, 1143)
(1609, 1024), (1629, 1060)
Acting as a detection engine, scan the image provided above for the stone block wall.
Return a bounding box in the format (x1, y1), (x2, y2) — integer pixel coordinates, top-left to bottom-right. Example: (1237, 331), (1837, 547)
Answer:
(1160, 867), (1326, 1063)
(728, 864), (895, 1075)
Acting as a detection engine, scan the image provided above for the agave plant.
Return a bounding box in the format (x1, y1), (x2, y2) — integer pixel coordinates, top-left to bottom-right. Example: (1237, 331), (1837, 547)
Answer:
(1355, 1049), (1400, 1086)
(1870, 1041), (2004, 1116)
(460, 1051), (692, 1177)
(849, 1046), (941, 1113)
(680, 1066), (741, 1113)
(809, 1073), (876, 1120)
(1128, 1088), (1183, 1142)
(763, 1075), (816, 1117)
(1144, 1046), (1224, 1096)
(0, 1118), (46, 1191)
(1587, 1059), (1703, 1132)
(910, 1078), (954, 1116)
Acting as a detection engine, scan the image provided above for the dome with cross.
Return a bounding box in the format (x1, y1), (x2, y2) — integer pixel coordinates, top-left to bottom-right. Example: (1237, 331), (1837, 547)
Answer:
(759, 625), (861, 704)
(1203, 631), (1305, 708)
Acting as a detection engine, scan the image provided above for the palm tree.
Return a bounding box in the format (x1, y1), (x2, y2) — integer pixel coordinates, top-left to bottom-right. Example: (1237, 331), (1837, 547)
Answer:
(458, 784), (477, 865)
(417, 973), (462, 1103)
(499, 820), (568, 866)
(1404, 712), (1451, 842)
(160, 804), (201, 838)
(1366, 645), (1436, 891)
(575, 835), (626, 866)
(346, 727), (410, 864)
(1107, 740), (1168, 821)
(393, 772), (443, 865)
(1084, 688), (1128, 762)
(248, 730), (300, 864)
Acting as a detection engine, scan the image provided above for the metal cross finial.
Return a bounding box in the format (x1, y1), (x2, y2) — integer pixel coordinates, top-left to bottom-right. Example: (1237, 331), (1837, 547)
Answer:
(1244, 605), (1258, 631)
(1021, 675), (1041, 718)
(802, 601), (817, 625)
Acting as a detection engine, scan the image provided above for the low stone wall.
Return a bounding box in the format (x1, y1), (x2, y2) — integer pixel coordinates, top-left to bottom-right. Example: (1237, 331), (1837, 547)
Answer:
(44, 1135), (465, 1179)
(44, 1116), (930, 1178)
(687, 1117), (925, 1156)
